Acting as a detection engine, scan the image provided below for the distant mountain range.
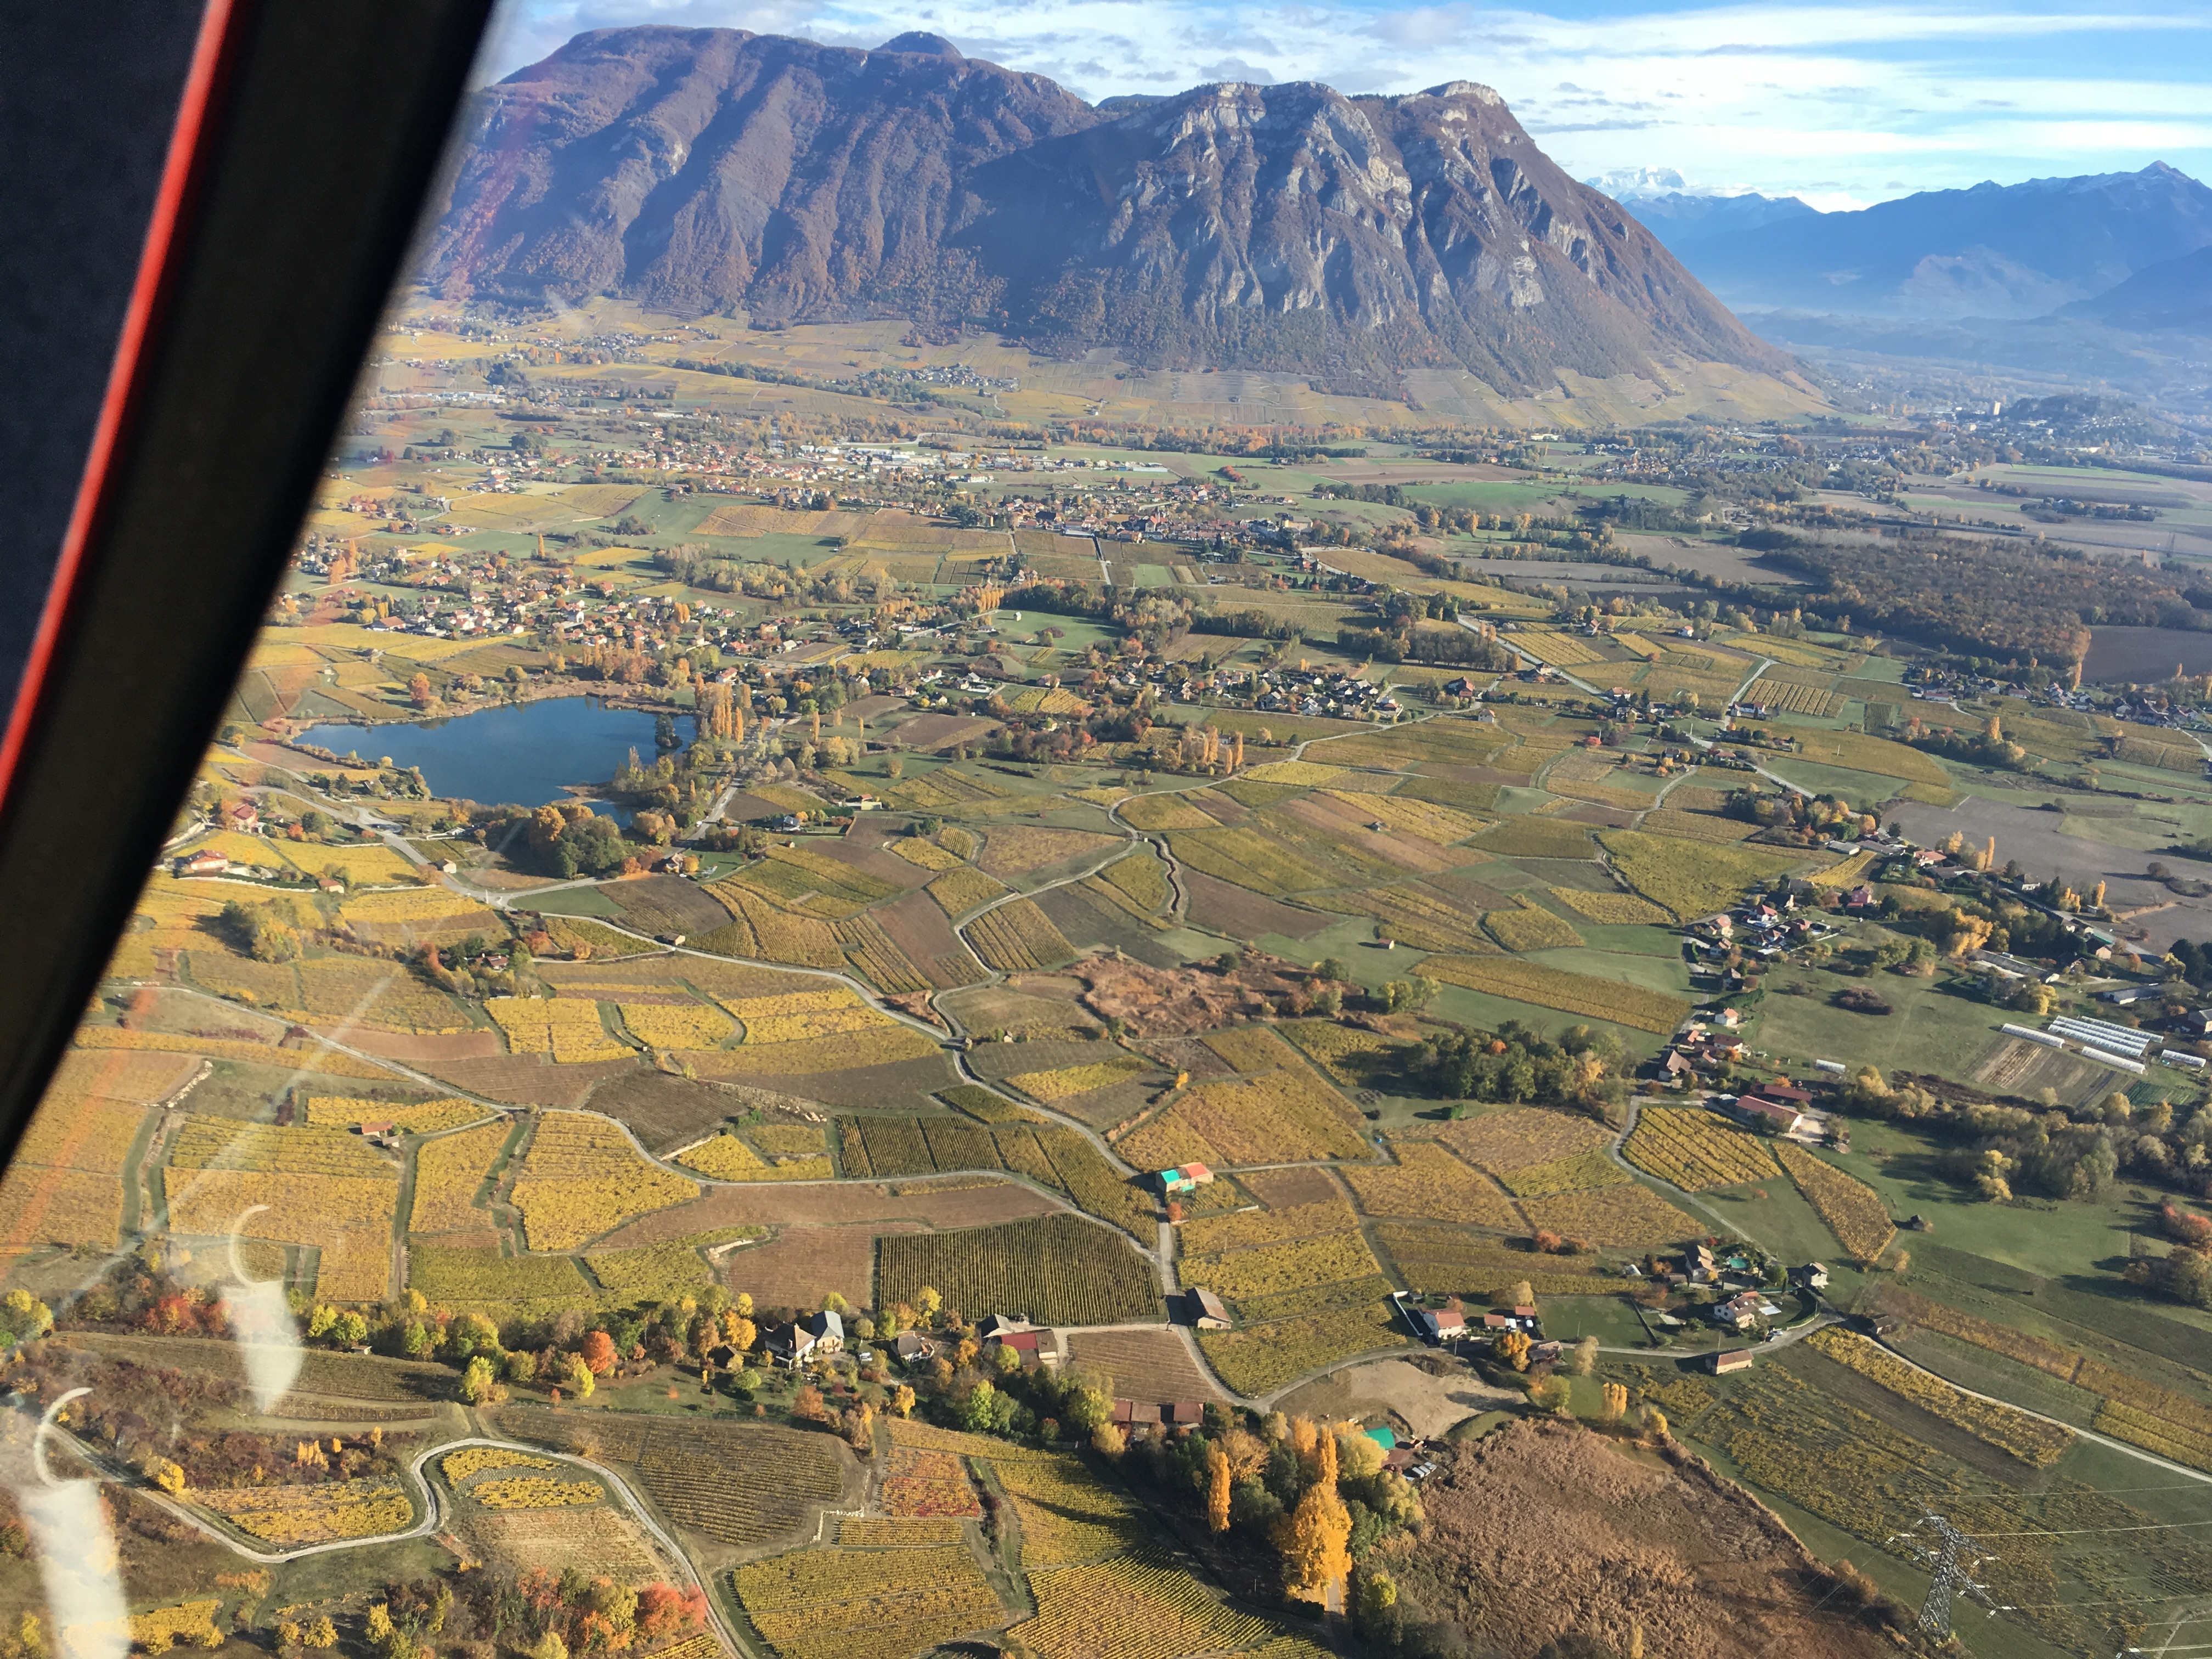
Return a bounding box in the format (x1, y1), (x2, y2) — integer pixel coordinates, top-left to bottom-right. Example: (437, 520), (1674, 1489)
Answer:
(424, 27), (1795, 396)
(1658, 163), (2212, 320)
(1583, 170), (1818, 254)
(2060, 243), (2212, 331)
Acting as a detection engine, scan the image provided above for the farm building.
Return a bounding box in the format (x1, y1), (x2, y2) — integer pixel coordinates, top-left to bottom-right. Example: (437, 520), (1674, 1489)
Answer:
(977, 1314), (1034, 1341)
(1731, 1097), (1808, 1136)
(177, 850), (229, 876)
(1713, 1291), (1780, 1332)
(764, 1308), (845, 1365)
(1402, 1301), (1468, 1344)
(1710, 1348), (1754, 1374)
(1790, 1262), (1830, 1290)
(1187, 1288), (1231, 1330)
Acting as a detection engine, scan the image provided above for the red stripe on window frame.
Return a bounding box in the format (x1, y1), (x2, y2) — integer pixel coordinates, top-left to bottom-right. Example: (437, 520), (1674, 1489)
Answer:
(0, 0), (245, 811)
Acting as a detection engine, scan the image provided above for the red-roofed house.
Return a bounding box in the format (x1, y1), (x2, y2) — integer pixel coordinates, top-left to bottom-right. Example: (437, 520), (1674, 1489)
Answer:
(1734, 1098), (1807, 1135)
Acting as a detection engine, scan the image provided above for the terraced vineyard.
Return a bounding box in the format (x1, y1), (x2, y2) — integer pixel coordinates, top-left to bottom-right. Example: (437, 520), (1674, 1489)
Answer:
(735, 1544), (1005, 1659)
(634, 1421), (847, 1545)
(877, 1212), (1158, 1325)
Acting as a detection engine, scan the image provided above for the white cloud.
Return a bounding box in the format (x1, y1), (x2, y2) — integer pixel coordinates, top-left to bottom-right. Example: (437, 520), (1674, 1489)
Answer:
(482, 0), (2212, 202)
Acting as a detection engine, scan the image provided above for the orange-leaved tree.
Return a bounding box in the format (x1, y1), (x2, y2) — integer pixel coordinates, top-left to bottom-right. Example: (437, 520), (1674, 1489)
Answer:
(1206, 1444), (1231, 1533)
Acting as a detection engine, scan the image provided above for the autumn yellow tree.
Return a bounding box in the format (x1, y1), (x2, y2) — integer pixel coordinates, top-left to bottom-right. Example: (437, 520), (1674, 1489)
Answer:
(1219, 1426), (1266, 1480)
(1206, 1444), (1231, 1532)
(1272, 1478), (1352, 1596)
(1496, 1330), (1531, 1372)
(1600, 1382), (1628, 1423)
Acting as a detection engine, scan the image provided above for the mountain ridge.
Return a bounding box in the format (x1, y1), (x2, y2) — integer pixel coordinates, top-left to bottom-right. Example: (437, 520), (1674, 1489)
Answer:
(1671, 162), (2212, 320)
(423, 26), (1796, 397)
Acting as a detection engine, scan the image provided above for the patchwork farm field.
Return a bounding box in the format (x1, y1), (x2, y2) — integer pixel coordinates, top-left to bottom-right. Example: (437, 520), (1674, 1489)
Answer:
(64, 450), (2212, 1659)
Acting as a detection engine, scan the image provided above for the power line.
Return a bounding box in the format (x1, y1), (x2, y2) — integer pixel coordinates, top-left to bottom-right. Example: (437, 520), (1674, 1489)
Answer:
(1972, 1519), (2212, 1539)
(1892, 1515), (1990, 1637)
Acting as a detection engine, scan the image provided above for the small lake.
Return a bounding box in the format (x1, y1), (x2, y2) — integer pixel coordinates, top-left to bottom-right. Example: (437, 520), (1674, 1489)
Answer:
(2084, 626), (2212, 683)
(297, 697), (686, 811)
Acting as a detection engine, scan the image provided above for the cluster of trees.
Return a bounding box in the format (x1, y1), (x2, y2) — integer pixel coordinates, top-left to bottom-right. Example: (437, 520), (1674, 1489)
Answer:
(1840, 1067), (2212, 1201)
(1723, 789), (1878, 844)
(63, 1244), (772, 1412)
(2166, 938), (2212, 985)
(1413, 1023), (1629, 1121)
(218, 896), (310, 963)
(1756, 532), (2204, 663)
(8, 1351), (406, 1496)
(516, 803), (631, 878)
(1336, 592), (1513, 668)
(1904, 718), (2034, 773)
(1099, 1409), (1432, 1637)
(301, 1568), (706, 1659)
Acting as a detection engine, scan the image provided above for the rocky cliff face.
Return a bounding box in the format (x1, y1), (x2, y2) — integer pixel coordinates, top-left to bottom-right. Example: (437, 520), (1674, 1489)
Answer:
(425, 28), (1792, 392)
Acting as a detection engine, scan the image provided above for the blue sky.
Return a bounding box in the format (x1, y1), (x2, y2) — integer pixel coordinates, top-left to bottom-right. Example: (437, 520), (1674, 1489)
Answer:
(480, 0), (2212, 209)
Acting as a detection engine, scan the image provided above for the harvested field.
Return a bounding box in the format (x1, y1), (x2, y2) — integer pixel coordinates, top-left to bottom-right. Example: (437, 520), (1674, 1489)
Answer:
(1599, 830), (1806, 922)
(1519, 1184), (1701, 1245)
(589, 1178), (1063, 1248)
(1116, 1062), (1369, 1169)
(1036, 882), (1181, 969)
(1343, 1143), (1520, 1226)
(1427, 1107), (1611, 1173)
(872, 889), (983, 990)
(681, 1051), (955, 1109)
(1472, 819), (1595, 860)
(721, 1226), (888, 1310)
(978, 826), (1119, 879)
(583, 1070), (749, 1153)
(1370, 1224), (1621, 1296)
(1064, 1329), (1223, 1403)
(416, 1053), (638, 1108)
(636, 1419), (850, 1549)
(597, 876), (733, 939)
(1181, 871), (1330, 940)
(459, 1506), (669, 1586)
(877, 1212), (1159, 1326)
(1238, 1166), (1342, 1209)
(1639, 809), (1761, 844)
(1404, 1420), (1889, 1659)
(338, 1029), (503, 1060)
(1420, 956), (1691, 1034)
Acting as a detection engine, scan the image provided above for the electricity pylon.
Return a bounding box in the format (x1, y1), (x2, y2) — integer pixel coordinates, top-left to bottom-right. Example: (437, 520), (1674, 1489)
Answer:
(1888, 1513), (1990, 1638)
